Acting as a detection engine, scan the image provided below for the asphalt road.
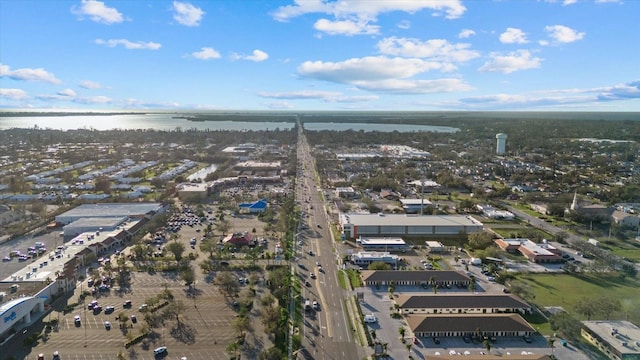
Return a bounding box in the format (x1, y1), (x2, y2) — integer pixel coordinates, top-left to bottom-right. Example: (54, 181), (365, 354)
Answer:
(294, 131), (362, 360)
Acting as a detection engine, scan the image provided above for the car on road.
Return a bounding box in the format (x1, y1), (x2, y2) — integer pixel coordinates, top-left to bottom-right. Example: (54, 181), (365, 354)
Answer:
(104, 321), (111, 330)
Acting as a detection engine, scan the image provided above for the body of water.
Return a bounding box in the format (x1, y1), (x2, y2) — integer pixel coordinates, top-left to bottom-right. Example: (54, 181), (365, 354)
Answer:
(0, 113), (294, 131)
(0, 113), (459, 132)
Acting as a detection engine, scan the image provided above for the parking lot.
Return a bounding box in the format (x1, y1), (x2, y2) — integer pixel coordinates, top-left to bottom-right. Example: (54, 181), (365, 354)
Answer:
(8, 203), (273, 360)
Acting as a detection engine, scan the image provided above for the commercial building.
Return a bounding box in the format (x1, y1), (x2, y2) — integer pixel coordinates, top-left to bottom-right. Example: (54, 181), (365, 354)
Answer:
(406, 313), (535, 339)
(581, 320), (640, 360)
(55, 203), (164, 225)
(339, 213), (483, 239)
(238, 199), (268, 213)
(350, 251), (400, 267)
(395, 294), (532, 315)
(176, 182), (209, 201)
(495, 238), (563, 263)
(399, 198), (433, 214)
(356, 237), (407, 252)
(425, 241), (446, 253)
(361, 270), (472, 287)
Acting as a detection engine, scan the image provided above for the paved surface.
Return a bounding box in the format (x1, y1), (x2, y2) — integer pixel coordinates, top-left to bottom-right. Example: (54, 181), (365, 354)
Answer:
(294, 131), (363, 360)
(358, 286), (592, 360)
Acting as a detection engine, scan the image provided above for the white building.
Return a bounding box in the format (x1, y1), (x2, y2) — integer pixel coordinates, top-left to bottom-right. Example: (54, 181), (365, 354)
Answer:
(350, 251), (400, 266)
(496, 133), (508, 155)
(356, 237), (407, 251)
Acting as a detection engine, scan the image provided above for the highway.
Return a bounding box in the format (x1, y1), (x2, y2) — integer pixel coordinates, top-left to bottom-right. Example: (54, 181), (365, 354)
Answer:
(294, 126), (362, 359)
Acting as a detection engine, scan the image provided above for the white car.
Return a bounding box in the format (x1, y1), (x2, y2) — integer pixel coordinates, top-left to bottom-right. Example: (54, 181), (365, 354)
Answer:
(154, 346), (168, 355)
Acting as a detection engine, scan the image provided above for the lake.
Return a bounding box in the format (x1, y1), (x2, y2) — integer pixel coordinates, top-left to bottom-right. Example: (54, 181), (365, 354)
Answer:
(0, 113), (459, 133)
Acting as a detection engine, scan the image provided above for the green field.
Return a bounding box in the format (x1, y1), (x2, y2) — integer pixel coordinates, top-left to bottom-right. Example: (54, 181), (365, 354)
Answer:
(518, 273), (640, 324)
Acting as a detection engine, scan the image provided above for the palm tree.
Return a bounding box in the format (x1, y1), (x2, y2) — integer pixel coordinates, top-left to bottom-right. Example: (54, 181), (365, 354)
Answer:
(548, 337), (556, 356)
(399, 326), (406, 339)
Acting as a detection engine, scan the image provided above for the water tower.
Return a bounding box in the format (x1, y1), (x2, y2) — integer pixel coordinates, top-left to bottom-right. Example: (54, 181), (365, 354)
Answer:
(496, 133), (508, 155)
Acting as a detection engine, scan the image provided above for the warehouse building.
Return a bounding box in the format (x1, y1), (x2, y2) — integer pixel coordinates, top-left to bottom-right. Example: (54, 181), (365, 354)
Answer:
(339, 213), (483, 239)
(406, 313), (536, 339)
(55, 203), (164, 225)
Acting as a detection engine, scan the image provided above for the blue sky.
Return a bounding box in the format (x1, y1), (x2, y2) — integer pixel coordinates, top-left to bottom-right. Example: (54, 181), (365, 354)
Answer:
(1, 0), (639, 111)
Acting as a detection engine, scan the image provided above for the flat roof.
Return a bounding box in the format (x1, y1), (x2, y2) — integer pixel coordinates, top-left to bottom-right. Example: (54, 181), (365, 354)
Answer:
(352, 251), (399, 260)
(582, 320), (640, 354)
(361, 270), (471, 283)
(64, 216), (127, 228)
(57, 203), (162, 219)
(397, 294), (530, 310)
(400, 199), (433, 206)
(406, 313), (535, 334)
(341, 214), (483, 227)
(358, 237), (406, 245)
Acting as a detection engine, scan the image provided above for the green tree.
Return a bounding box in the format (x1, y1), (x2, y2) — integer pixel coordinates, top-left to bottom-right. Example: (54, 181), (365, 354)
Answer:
(179, 265), (196, 287)
(258, 347), (284, 360)
(199, 238), (218, 259)
(368, 261), (392, 270)
(216, 271), (240, 298)
(467, 231), (494, 250)
(398, 326), (406, 339)
(166, 241), (185, 262)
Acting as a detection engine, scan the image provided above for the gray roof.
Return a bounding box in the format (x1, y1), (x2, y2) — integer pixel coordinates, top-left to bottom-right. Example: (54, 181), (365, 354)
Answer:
(58, 203), (162, 218)
(342, 214), (482, 227)
(397, 294), (530, 309)
(406, 313), (534, 333)
(361, 270), (471, 283)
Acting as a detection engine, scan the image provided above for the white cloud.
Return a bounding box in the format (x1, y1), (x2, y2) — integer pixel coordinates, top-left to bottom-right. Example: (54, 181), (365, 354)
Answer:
(258, 90), (378, 102)
(314, 18), (380, 36)
(499, 28), (528, 44)
(563, 0), (578, 5)
(454, 80), (640, 109)
(297, 56), (471, 94)
(479, 50), (542, 74)
(0, 64), (61, 84)
(265, 101), (294, 109)
(231, 50), (269, 62)
(73, 95), (112, 104)
(397, 20), (411, 30)
(79, 80), (102, 89)
(544, 25), (585, 43)
(298, 56), (443, 83)
(95, 39), (161, 50)
(376, 37), (480, 63)
(458, 29), (476, 39)
(272, 0), (465, 36)
(58, 89), (77, 97)
(0, 88), (28, 100)
(191, 47), (221, 60)
(71, 0), (124, 24)
(172, 1), (205, 27)
(352, 78), (472, 94)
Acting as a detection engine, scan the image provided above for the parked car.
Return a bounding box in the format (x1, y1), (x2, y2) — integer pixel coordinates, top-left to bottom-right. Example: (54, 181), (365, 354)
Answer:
(104, 306), (115, 314)
(104, 321), (111, 330)
(131, 314), (137, 323)
(123, 300), (132, 308)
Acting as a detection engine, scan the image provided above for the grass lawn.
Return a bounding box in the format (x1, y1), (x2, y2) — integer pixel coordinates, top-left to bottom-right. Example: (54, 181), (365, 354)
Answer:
(517, 273), (640, 323)
(345, 269), (363, 288)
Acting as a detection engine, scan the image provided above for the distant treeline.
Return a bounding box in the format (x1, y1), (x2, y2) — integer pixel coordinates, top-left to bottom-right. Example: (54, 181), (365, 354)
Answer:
(0, 111), (143, 117)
